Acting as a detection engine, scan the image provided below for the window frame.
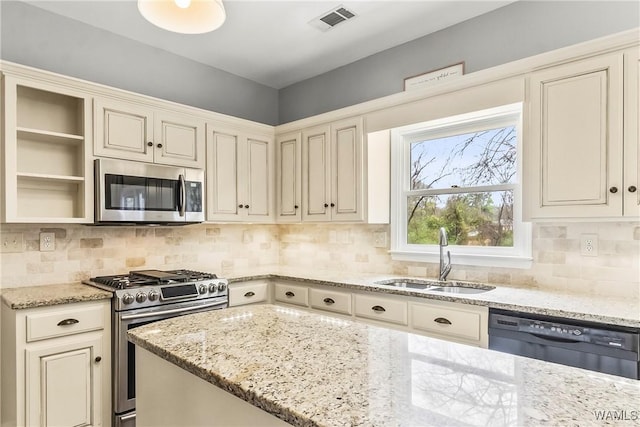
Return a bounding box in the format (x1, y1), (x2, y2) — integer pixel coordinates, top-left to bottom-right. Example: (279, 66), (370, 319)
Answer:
(389, 103), (532, 268)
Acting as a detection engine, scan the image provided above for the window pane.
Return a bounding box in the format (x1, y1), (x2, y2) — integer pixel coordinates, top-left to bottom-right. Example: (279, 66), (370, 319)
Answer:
(407, 191), (514, 247)
(410, 126), (517, 190)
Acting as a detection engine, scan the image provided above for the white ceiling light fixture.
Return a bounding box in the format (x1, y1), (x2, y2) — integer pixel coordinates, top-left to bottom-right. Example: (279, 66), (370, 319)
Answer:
(138, 0), (226, 34)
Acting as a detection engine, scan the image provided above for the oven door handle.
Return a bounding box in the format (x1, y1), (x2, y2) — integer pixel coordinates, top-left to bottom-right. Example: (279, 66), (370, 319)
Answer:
(120, 301), (226, 321)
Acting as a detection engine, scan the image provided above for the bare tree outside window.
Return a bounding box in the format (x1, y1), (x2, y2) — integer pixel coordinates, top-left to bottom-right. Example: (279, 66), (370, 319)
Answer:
(407, 126), (517, 247)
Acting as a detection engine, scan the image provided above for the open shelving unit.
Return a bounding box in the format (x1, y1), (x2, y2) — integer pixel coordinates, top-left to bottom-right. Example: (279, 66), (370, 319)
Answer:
(2, 76), (93, 222)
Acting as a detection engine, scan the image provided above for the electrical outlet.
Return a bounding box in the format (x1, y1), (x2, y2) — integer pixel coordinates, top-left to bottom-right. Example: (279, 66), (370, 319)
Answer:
(1, 233), (24, 253)
(373, 231), (387, 248)
(580, 234), (598, 257)
(39, 232), (56, 252)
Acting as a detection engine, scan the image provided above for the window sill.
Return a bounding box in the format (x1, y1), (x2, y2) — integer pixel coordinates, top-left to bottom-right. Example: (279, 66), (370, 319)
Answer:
(389, 250), (532, 269)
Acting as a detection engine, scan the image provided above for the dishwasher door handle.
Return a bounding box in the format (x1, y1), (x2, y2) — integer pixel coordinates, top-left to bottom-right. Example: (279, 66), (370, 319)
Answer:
(527, 332), (582, 345)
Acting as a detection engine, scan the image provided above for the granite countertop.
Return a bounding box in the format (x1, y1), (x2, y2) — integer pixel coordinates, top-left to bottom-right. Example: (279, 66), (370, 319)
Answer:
(226, 267), (640, 328)
(1, 282), (112, 310)
(129, 304), (640, 427)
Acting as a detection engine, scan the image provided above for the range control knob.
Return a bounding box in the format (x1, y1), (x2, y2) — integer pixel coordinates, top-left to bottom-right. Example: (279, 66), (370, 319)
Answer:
(208, 283), (217, 293)
(136, 292), (147, 303)
(198, 284), (208, 294)
(217, 282), (227, 292)
(148, 291), (160, 301)
(122, 293), (134, 305)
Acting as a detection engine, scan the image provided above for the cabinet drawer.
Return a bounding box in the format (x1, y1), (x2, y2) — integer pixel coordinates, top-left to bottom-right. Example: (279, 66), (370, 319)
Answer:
(229, 282), (269, 307)
(410, 303), (481, 341)
(274, 284), (308, 307)
(309, 289), (352, 315)
(26, 304), (105, 342)
(354, 294), (407, 325)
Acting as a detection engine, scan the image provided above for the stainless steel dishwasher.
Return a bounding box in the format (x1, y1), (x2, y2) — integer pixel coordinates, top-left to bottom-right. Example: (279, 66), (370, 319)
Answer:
(488, 309), (640, 379)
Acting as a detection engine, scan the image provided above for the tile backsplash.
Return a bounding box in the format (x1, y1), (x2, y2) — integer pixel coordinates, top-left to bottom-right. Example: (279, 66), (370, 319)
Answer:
(1, 222), (638, 299)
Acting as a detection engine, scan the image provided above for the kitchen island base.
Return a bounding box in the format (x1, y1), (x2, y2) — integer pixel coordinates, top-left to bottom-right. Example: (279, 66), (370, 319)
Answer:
(136, 347), (290, 427)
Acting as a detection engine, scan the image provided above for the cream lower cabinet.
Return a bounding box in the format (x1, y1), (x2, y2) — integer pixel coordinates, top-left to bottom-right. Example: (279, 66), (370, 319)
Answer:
(273, 283), (308, 307)
(94, 97), (205, 168)
(410, 300), (488, 347)
(228, 281), (269, 307)
(206, 125), (274, 222)
(353, 294), (407, 326)
(524, 51), (639, 219)
(1, 300), (111, 427)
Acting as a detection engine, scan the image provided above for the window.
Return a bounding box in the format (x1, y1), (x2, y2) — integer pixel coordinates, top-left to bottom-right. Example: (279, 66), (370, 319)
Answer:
(390, 104), (531, 268)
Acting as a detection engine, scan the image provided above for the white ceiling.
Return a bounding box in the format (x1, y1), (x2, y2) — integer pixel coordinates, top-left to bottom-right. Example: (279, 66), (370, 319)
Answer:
(24, 0), (516, 89)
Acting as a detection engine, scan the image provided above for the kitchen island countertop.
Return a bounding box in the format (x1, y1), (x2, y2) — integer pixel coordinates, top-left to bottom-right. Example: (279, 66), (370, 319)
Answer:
(128, 304), (640, 427)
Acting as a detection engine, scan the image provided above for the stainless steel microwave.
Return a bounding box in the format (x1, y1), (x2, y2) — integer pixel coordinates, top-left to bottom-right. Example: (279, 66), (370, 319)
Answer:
(95, 158), (204, 224)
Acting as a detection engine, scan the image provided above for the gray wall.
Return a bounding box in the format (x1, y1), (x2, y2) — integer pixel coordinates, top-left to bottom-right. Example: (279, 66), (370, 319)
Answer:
(1, 1), (638, 126)
(278, 1), (640, 124)
(0, 1), (279, 125)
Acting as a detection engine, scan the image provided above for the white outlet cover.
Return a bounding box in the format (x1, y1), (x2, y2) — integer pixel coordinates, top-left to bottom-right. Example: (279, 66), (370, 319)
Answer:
(39, 232), (56, 252)
(580, 233), (598, 257)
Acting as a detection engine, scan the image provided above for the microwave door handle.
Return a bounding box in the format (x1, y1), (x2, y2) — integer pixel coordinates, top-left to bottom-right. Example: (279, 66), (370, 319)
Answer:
(178, 174), (186, 217)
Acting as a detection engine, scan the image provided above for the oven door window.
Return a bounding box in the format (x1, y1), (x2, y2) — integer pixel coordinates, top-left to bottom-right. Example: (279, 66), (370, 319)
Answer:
(106, 174), (178, 211)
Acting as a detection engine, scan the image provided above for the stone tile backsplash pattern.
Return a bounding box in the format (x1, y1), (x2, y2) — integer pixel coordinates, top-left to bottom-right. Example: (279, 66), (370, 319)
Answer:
(1, 222), (638, 299)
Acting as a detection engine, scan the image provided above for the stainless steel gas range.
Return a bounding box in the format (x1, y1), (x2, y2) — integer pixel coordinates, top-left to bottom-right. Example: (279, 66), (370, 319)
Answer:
(84, 269), (228, 427)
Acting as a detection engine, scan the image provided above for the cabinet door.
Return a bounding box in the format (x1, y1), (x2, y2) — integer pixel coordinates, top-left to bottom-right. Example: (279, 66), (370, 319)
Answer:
(154, 111), (205, 168)
(94, 97), (154, 163)
(26, 335), (103, 427)
(624, 48), (640, 218)
(276, 132), (302, 222)
(206, 127), (241, 221)
(331, 117), (364, 221)
(525, 53), (624, 218)
(302, 125), (331, 221)
(244, 135), (274, 221)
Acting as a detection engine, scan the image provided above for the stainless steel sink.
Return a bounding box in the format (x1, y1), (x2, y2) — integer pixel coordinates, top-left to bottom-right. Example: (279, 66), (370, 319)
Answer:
(374, 279), (495, 294)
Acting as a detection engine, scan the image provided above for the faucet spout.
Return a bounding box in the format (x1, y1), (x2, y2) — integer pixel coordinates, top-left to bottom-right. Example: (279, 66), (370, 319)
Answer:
(438, 227), (452, 281)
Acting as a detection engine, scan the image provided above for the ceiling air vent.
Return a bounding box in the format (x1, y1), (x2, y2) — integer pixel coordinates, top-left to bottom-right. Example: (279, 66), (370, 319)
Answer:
(309, 5), (357, 31)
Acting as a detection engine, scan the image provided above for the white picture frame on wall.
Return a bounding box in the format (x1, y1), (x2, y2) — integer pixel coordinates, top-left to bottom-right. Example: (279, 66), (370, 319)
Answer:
(404, 62), (465, 91)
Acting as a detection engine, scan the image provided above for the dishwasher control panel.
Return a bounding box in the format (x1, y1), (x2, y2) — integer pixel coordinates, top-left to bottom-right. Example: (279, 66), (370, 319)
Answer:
(490, 312), (638, 351)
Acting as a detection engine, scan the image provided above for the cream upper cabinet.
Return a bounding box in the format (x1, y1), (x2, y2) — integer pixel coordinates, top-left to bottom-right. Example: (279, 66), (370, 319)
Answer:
(624, 47), (640, 218)
(301, 117), (364, 222)
(524, 53), (627, 219)
(1, 75), (93, 223)
(206, 124), (274, 222)
(276, 132), (302, 222)
(94, 97), (205, 168)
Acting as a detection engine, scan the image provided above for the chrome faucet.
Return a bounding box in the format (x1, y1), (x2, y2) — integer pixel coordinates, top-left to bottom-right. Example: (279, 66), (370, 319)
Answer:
(439, 227), (452, 281)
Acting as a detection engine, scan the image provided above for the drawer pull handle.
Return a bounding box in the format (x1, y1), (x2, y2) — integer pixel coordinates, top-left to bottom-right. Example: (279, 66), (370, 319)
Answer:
(371, 305), (386, 312)
(434, 317), (452, 325)
(57, 318), (79, 326)
(323, 297), (335, 305)
(95, 356), (102, 363)
(244, 291), (255, 297)
(285, 291), (295, 297)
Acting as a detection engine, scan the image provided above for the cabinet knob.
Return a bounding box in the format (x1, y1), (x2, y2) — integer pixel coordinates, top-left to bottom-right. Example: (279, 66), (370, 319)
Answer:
(434, 317), (452, 325)
(294, 205), (299, 209)
(371, 305), (386, 312)
(324, 203), (329, 208)
(238, 204), (244, 208)
(244, 204), (249, 209)
(330, 203), (335, 207)
(285, 291), (295, 297)
(244, 291), (255, 297)
(629, 186), (637, 193)
(57, 318), (79, 327)
(157, 143), (163, 148)
(147, 141), (153, 147)
(95, 356), (102, 363)
(609, 186), (618, 194)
